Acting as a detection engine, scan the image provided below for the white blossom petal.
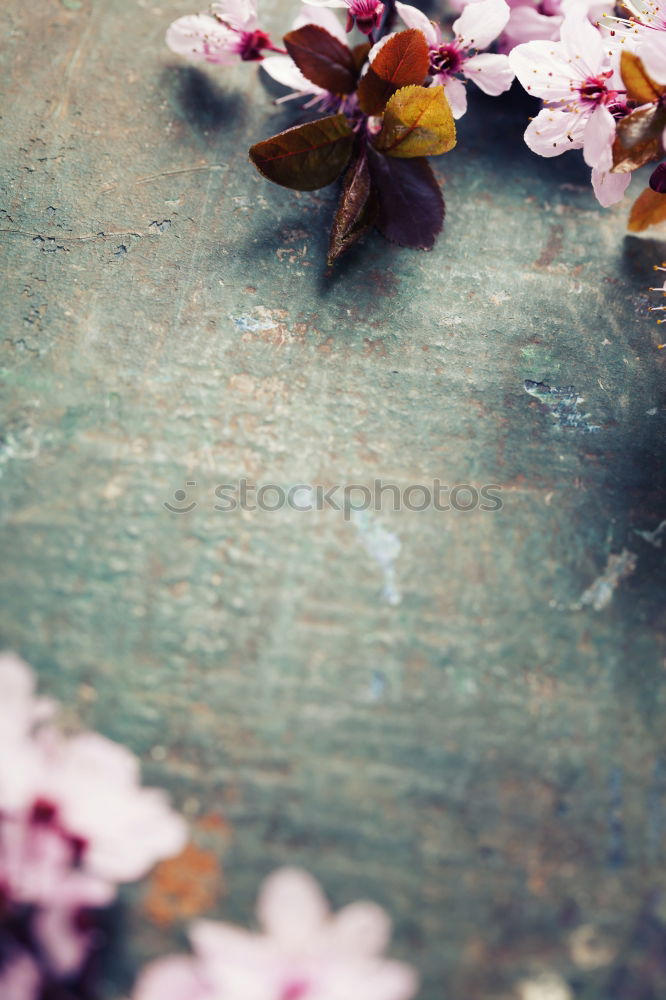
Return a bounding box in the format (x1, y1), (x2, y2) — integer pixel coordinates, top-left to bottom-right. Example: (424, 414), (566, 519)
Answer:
(300, 0), (348, 7)
(453, 0), (511, 50)
(558, 12), (605, 74)
(442, 76), (468, 118)
(524, 106), (587, 156)
(261, 55), (325, 93)
(166, 14), (240, 65)
(582, 103), (615, 169)
(463, 52), (514, 94)
(295, 4), (347, 42)
(394, 2), (440, 46)
(639, 29), (666, 84)
(509, 38), (586, 100)
(211, 0), (257, 31)
(257, 868), (330, 945)
(592, 167), (631, 206)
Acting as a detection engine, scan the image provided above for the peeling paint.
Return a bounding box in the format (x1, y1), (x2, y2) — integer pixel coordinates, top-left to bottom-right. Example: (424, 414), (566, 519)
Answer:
(634, 519), (666, 548)
(579, 549), (637, 611)
(524, 380), (601, 432)
(232, 314), (277, 333)
(351, 509), (402, 606)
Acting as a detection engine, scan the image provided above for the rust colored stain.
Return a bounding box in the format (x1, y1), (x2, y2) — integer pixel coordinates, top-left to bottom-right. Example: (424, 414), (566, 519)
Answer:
(142, 842), (223, 927)
(534, 224), (564, 269)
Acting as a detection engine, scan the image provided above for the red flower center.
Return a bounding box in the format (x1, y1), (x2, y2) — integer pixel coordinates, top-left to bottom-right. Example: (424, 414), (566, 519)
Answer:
(346, 0), (385, 36)
(430, 42), (463, 77)
(239, 29), (273, 61)
(578, 71), (616, 106)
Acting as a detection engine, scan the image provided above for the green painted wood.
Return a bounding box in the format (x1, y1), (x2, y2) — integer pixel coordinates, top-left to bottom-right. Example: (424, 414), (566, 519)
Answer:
(1, 2), (665, 998)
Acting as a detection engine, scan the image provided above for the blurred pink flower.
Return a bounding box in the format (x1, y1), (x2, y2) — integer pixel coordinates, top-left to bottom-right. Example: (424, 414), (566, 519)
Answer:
(0, 654), (187, 987)
(166, 0), (283, 65)
(0, 655), (187, 887)
(133, 867), (419, 1000)
(0, 953), (41, 1000)
(395, 0), (514, 118)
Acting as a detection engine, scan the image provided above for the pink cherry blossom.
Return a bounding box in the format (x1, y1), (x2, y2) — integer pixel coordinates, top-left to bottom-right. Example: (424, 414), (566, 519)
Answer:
(132, 867), (419, 1000)
(0, 655), (187, 988)
(509, 14), (631, 203)
(304, 0), (385, 37)
(395, 0), (514, 118)
(0, 656), (187, 886)
(166, 0), (283, 65)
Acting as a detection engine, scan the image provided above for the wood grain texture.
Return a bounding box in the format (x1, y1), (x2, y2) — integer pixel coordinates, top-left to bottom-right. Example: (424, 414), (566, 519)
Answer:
(0, 2), (665, 998)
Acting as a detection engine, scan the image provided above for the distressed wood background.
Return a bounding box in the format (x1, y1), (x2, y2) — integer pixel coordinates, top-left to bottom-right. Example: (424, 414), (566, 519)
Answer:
(1, 1), (665, 997)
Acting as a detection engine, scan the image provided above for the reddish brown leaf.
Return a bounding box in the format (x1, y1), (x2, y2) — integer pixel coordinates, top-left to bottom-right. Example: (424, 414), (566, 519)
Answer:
(358, 31), (430, 114)
(367, 147), (444, 249)
(620, 50), (666, 105)
(357, 66), (400, 115)
(249, 115), (354, 190)
(284, 25), (357, 94)
(328, 149), (378, 265)
(627, 186), (666, 232)
(370, 29), (429, 86)
(352, 42), (372, 73)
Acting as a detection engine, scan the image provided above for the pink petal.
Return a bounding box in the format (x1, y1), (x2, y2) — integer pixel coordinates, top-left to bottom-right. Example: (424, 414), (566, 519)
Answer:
(463, 52), (514, 94)
(591, 167), (631, 207)
(442, 76), (468, 119)
(501, 7), (562, 51)
(165, 14), (240, 65)
(524, 106), (587, 156)
(326, 902), (392, 957)
(320, 958), (419, 1000)
(190, 920), (270, 968)
(51, 732), (187, 883)
(211, 0), (257, 31)
(301, 0), (348, 8)
(639, 29), (666, 85)
(132, 956), (210, 1000)
(509, 39), (584, 99)
(257, 868), (329, 945)
(34, 906), (92, 977)
(295, 5), (347, 42)
(0, 953), (41, 1000)
(582, 103), (615, 170)
(261, 55), (324, 93)
(558, 12), (604, 74)
(394, 2), (439, 46)
(453, 0), (511, 50)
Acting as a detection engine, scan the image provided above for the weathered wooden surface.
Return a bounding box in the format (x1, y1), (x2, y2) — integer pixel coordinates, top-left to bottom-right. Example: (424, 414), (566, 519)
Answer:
(1, 1), (666, 997)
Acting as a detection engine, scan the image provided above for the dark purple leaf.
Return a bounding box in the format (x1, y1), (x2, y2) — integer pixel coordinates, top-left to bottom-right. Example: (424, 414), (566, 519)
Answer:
(367, 148), (444, 249)
(328, 148), (378, 266)
(650, 161), (666, 193)
(284, 25), (357, 94)
(249, 115), (355, 190)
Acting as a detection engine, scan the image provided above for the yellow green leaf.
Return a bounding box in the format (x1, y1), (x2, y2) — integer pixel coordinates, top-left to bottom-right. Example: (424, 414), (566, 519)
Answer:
(374, 85), (456, 158)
